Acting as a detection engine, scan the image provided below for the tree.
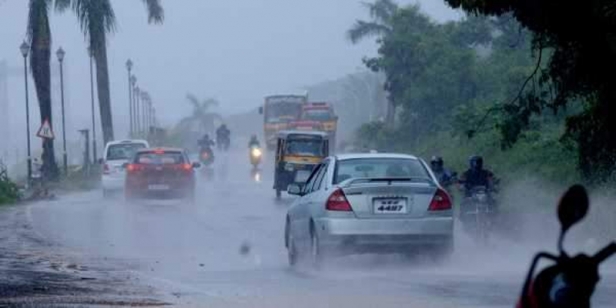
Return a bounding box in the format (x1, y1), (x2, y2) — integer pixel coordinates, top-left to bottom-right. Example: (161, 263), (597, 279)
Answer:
(347, 0), (398, 44)
(55, 0), (164, 144)
(185, 93), (222, 134)
(444, 0), (616, 182)
(347, 0), (399, 124)
(27, 0), (59, 179)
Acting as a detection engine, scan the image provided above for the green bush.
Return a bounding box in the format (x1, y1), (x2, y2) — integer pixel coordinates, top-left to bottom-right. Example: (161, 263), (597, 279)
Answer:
(0, 169), (19, 205)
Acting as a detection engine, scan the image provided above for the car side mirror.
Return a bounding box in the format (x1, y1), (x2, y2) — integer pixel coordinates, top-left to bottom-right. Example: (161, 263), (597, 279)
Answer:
(258, 106), (264, 115)
(287, 184), (304, 196)
(192, 162), (201, 169)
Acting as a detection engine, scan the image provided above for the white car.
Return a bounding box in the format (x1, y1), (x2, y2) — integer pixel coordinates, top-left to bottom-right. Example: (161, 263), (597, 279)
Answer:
(285, 153), (454, 266)
(101, 139), (149, 197)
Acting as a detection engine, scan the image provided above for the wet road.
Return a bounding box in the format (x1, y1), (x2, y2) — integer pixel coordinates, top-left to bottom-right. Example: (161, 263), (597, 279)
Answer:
(14, 149), (616, 307)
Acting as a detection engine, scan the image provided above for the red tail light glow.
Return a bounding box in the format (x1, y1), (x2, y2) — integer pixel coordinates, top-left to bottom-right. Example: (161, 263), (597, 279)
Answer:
(428, 188), (452, 211)
(181, 163), (192, 171)
(126, 164), (142, 173)
(326, 189), (352, 211)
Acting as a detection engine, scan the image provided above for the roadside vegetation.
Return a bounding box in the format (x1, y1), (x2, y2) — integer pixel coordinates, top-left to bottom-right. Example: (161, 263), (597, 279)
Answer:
(349, 1), (592, 186)
(0, 163), (19, 205)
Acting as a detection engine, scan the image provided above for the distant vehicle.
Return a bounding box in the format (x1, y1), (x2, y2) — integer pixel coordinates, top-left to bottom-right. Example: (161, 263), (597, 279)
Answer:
(273, 131), (329, 198)
(300, 102), (338, 152)
(259, 94), (308, 150)
(101, 139), (149, 197)
(124, 148), (199, 202)
(249, 145), (263, 168)
(284, 153), (454, 266)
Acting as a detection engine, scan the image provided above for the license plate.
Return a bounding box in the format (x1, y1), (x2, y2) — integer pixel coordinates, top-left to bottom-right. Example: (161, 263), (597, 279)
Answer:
(294, 170), (311, 183)
(373, 198), (407, 214)
(148, 184), (169, 191)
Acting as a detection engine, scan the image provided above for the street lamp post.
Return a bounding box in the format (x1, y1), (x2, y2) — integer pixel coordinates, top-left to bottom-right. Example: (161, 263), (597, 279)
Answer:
(142, 92), (149, 137)
(20, 41), (32, 184)
(88, 47), (97, 162)
(130, 75), (137, 137)
(126, 59), (133, 137)
(134, 86), (140, 137)
(56, 47), (68, 175)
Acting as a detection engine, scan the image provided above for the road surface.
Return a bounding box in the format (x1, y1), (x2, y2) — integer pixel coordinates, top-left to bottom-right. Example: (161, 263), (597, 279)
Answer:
(1, 148), (614, 307)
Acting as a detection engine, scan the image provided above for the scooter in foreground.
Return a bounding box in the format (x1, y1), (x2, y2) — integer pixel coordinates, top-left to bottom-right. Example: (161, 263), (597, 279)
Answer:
(517, 184), (615, 308)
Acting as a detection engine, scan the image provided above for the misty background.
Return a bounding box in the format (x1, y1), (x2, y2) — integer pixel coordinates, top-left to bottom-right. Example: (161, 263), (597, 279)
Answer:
(0, 0), (458, 171)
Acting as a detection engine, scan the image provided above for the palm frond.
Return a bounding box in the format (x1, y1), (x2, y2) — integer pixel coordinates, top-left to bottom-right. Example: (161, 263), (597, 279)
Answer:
(54, 0), (71, 12)
(141, 0), (164, 24)
(347, 20), (391, 44)
(362, 0), (398, 22)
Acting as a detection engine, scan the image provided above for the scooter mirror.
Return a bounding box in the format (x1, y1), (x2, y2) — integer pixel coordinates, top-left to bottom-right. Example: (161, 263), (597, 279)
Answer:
(557, 184), (589, 235)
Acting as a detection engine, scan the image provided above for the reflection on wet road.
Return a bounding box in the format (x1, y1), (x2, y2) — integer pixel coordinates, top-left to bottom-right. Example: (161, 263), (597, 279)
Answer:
(24, 148), (616, 307)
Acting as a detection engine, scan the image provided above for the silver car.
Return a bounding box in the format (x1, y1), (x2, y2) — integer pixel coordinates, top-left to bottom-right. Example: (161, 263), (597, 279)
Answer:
(284, 153), (454, 266)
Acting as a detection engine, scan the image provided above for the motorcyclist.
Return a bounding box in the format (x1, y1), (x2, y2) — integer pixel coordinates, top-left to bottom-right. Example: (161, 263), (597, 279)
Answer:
(459, 155), (498, 221)
(216, 124), (231, 148)
(248, 135), (260, 148)
(198, 134), (215, 149)
(429, 156), (456, 187)
(459, 155), (495, 194)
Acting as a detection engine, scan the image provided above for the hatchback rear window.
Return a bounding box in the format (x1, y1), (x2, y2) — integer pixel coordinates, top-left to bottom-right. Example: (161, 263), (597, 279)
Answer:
(334, 158), (430, 184)
(106, 143), (147, 161)
(134, 152), (185, 165)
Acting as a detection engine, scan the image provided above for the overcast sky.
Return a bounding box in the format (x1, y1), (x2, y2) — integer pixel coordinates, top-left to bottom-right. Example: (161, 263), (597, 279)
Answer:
(0, 0), (459, 143)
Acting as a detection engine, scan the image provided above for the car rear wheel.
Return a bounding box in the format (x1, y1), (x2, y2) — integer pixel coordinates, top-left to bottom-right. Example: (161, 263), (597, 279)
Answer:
(286, 223), (299, 267)
(310, 226), (323, 268)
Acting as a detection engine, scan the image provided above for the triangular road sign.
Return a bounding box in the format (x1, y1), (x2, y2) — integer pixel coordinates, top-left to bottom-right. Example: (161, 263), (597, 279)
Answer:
(36, 119), (55, 140)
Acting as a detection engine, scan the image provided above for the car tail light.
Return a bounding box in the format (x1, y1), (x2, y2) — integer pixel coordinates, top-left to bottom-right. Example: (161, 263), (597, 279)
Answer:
(181, 163), (192, 171)
(126, 164), (142, 173)
(326, 188), (352, 211)
(103, 163), (110, 174)
(428, 188), (452, 211)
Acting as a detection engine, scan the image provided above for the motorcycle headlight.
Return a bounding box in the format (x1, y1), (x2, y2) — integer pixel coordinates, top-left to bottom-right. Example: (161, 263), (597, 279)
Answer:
(251, 148), (262, 157)
(284, 163), (295, 171)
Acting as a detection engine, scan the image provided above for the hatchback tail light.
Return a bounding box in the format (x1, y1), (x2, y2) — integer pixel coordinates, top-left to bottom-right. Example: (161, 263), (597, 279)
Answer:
(126, 164), (142, 173)
(428, 188), (452, 211)
(103, 163), (110, 174)
(326, 188), (352, 211)
(181, 163), (192, 171)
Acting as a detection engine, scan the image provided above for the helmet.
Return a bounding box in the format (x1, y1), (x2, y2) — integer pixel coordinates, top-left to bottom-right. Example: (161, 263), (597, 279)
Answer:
(469, 155), (483, 171)
(430, 156), (444, 169)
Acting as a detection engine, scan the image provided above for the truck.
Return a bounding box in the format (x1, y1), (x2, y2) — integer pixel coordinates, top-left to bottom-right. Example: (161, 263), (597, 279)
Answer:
(259, 94), (308, 150)
(298, 102), (338, 152)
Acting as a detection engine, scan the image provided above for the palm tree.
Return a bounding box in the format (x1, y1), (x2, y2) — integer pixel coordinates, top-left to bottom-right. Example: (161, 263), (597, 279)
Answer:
(186, 93), (222, 134)
(347, 0), (399, 125)
(27, 0), (59, 179)
(55, 0), (164, 144)
(347, 0), (398, 44)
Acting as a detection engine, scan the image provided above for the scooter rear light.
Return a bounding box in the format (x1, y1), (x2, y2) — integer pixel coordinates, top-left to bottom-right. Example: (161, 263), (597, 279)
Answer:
(428, 188), (452, 211)
(326, 188), (352, 211)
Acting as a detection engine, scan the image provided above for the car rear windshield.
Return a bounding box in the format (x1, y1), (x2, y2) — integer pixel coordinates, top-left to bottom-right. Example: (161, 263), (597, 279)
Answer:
(106, 143), (147, 161)
(134, 151), (185, 165)
(334, 158), (430, 184)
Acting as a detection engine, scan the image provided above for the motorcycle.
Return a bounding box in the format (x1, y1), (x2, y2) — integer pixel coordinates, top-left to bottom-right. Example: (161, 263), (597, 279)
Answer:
(518, 184), (615, 308)
(199, 146), (215, 167)
(249, 145), (263, 168)
(461, 186), (495, 243)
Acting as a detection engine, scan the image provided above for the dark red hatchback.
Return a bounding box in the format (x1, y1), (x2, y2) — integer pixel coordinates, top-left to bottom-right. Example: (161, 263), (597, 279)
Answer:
(124, 148), (199, 202)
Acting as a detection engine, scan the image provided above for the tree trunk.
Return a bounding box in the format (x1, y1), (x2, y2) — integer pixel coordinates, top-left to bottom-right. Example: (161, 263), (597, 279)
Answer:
(93, 37), (114, 144)
(29, 13), (58, 180)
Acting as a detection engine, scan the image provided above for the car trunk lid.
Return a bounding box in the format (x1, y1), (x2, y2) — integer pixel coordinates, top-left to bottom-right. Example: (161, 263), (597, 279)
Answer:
(341, 179), (436, 219)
